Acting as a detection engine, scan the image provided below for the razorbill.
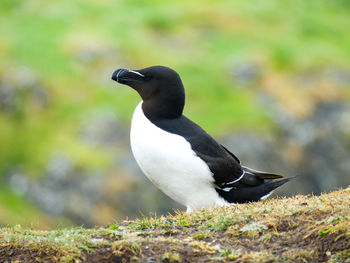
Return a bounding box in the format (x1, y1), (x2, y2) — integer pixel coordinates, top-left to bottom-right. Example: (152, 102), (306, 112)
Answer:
(111, 66), (294, 212)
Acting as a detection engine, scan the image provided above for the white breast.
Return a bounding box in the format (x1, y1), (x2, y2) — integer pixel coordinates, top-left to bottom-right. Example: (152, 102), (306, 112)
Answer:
(130, 102), (226, 210)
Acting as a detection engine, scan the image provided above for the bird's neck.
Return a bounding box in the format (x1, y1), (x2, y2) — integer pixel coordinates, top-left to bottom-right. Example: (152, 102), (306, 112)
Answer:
(142, 96), (185, 120)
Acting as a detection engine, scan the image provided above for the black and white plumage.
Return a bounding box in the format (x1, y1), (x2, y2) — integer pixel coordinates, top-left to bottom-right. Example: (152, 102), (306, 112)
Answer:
(112, 66), (294, 212)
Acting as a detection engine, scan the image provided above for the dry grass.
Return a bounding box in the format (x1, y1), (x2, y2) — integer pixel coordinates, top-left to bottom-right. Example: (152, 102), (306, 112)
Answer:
(0, 188), (349, 262)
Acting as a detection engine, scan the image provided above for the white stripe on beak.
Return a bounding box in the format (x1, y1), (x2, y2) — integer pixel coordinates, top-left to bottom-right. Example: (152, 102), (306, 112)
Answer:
(116, 69), (124, 82)
(129, 70), (145, 78)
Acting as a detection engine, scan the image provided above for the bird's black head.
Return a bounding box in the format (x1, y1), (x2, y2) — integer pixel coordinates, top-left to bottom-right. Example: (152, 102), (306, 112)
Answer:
(112, 66), (185, 119)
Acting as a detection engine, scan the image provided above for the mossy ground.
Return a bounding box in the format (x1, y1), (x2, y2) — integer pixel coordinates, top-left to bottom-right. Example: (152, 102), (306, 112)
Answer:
(0, 188), (349, 262)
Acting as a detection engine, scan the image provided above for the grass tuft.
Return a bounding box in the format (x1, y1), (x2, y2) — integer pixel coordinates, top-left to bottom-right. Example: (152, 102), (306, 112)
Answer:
(162, 252), (181, 262)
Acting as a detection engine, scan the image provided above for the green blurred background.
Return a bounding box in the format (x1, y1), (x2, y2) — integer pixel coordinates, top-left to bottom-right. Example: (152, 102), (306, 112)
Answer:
(1, 0), (349, 228)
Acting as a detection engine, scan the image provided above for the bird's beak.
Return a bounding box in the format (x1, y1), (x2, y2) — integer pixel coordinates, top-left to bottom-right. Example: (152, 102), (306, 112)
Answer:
(111, 68), (145, 84)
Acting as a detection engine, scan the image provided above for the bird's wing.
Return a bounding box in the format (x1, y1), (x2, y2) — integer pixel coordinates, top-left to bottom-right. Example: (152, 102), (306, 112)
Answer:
(185, 133), (245, 188)
(194, 149), (244, 188)
(220, 144), (241, 163)
(220, 145), (283, 180)
(195, 143), (284, 190)
(150, 115), (245, 187)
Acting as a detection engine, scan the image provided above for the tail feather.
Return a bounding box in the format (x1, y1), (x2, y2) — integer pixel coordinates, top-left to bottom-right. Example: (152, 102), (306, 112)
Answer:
(217, 176), (296, 204)
(242, 166), (283, 179)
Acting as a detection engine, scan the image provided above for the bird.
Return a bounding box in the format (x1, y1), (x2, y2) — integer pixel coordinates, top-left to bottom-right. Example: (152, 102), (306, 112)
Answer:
(111, 66), (295, 212)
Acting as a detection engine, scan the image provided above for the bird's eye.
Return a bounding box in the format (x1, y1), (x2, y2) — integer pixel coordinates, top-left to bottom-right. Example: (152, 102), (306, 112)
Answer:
(144, 75), (152, 81)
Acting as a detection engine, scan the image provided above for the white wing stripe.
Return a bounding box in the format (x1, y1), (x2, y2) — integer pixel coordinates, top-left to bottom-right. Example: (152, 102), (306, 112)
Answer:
(226, 170), (245, 185)
(260, 192), (273, 200)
